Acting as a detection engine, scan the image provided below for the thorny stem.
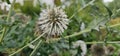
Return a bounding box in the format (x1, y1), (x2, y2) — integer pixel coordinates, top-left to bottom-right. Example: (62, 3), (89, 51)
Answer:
(30, 40), (42, 56)
(0, 0), (16, 44)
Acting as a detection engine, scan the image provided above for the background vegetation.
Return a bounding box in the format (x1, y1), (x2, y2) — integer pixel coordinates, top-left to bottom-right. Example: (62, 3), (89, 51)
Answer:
(0, 0), (120, 56)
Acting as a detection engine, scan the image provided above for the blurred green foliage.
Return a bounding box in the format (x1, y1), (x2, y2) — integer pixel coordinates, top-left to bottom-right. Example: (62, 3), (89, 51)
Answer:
(0, 0), (120, 56)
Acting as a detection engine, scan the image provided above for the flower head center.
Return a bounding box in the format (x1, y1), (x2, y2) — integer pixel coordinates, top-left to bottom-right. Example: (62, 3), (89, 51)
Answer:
(49, 9), (60, 22)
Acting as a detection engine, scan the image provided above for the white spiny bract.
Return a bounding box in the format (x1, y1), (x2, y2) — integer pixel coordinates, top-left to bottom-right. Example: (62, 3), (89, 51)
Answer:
(73, 40), (87, 56)
(38, 7), (69, 38)
(0, 2), (11, 11)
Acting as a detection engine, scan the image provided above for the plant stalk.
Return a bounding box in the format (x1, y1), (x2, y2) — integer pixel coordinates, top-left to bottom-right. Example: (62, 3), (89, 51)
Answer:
(48, 23), (120, 43)
(29, 40), (42, 56)
(0, 0), (16, 43)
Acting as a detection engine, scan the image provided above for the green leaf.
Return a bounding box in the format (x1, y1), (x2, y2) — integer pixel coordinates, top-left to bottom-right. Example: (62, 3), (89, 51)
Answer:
(0, 46), (5, 52)
(6, 0), (10, 4)
(104, 5), (113, 17)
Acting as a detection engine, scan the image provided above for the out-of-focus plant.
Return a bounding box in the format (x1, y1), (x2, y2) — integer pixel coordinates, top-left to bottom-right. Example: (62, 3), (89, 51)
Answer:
(0, 0), (120, 56)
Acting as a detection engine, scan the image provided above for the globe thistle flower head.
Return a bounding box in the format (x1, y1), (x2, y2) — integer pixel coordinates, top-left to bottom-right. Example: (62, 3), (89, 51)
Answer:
(38, 7), (69, 38)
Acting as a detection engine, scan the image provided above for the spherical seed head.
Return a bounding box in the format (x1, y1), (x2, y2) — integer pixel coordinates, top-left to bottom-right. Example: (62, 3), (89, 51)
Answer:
(38, 7), (69, 38)
(106, 45), (115, 55)
(91, 44), (106, 56)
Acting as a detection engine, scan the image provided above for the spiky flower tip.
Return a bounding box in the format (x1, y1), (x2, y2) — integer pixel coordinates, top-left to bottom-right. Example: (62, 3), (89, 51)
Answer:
(38, 7), (69, 38)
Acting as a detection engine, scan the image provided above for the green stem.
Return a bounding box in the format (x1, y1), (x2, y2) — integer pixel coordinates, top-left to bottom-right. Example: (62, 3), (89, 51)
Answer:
(69, 0), (95, 19)
(30, 40), (42, 56)
(86, 41), (120, 44)
(0, 28), (7, 43)
(0, 0), (16, 43)
(49, 23), (120, 43)
(9, 31), (46, 56)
